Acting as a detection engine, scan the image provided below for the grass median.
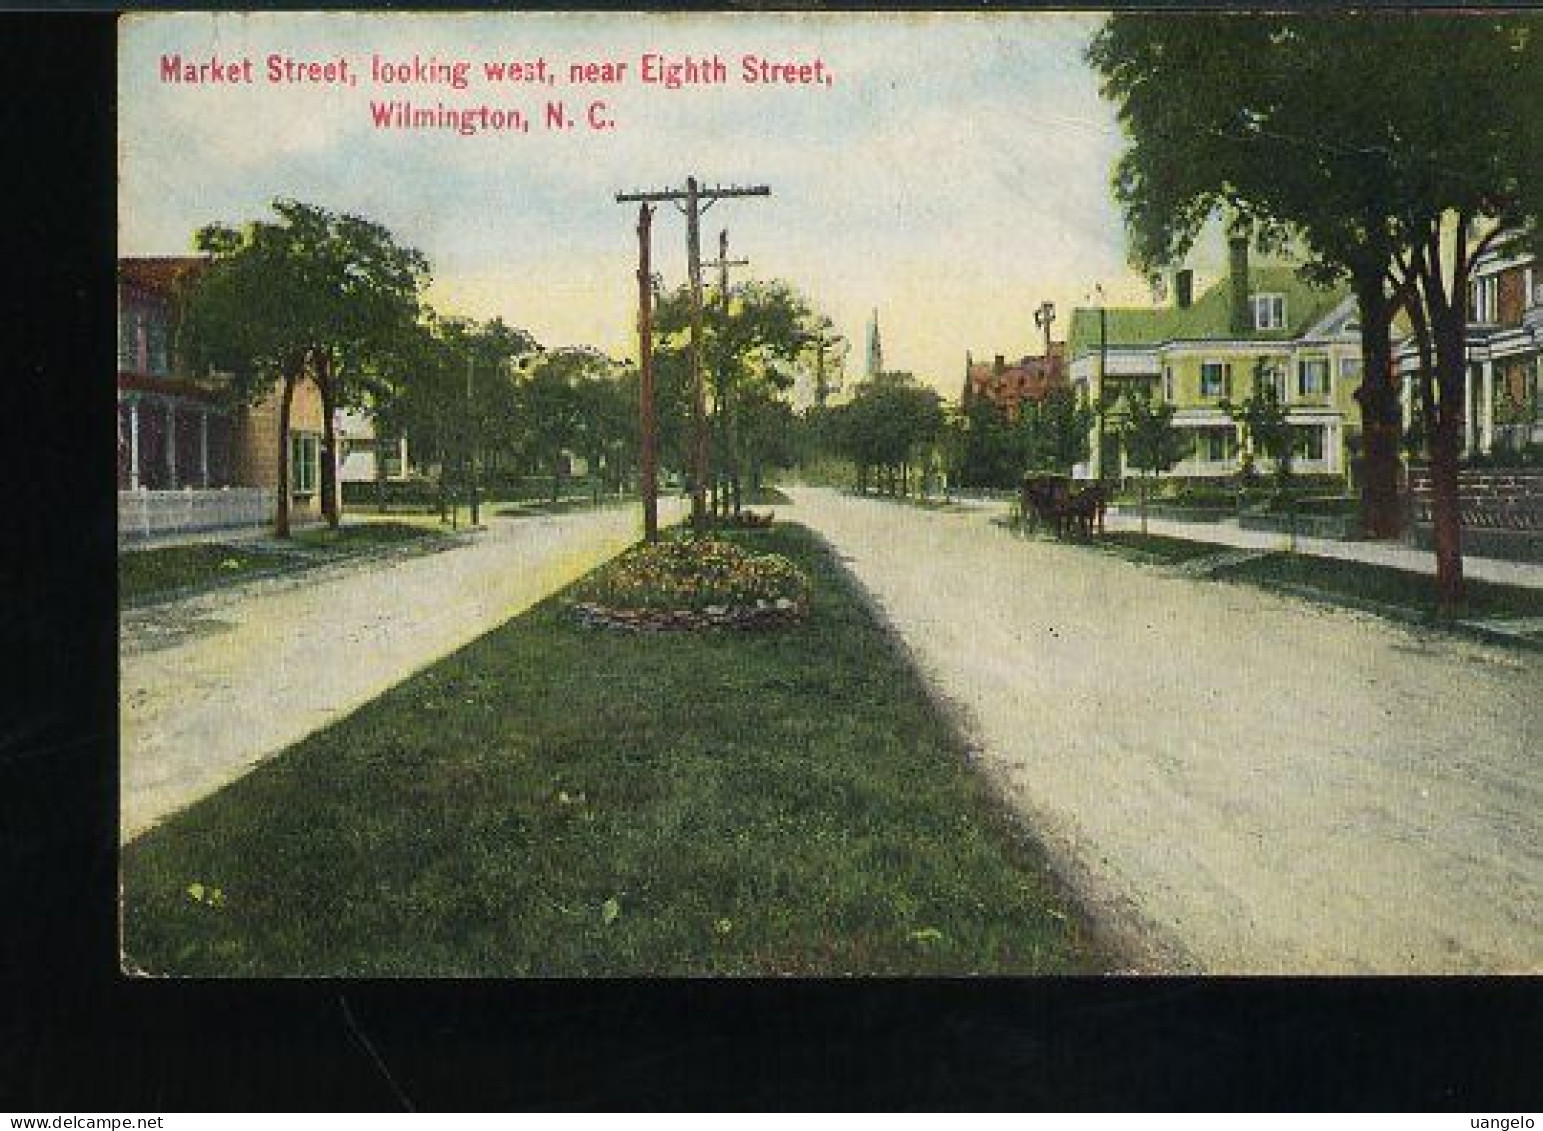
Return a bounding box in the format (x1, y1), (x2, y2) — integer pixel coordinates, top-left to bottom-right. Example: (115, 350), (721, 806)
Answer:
(121, 522), (1100, 976)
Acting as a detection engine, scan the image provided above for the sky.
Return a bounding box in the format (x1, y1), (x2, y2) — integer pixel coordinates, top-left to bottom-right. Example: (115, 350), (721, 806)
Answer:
(119, 12), (1228, 401)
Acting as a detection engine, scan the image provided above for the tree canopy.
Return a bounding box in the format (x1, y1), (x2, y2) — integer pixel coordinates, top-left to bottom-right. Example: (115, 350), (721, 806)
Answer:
(180, 197), (431, 533)
(1088, 12), (1543, 604)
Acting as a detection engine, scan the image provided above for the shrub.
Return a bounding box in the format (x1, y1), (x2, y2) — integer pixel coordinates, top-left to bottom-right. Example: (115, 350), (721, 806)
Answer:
(575, 537), (811, 612)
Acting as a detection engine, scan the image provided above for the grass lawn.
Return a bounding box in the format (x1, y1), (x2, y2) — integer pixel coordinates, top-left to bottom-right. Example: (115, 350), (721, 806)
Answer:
(118, 543), (298, 604)
(1091, 530), (1543, 622)
(1093, 531), (1241, 565)
(1220, 552), (1543, 621)
(121, 523), (1100, 976)
(495, 496), (634, 518)
(120, 521), (439, 606)
(289, 520), (440, 551)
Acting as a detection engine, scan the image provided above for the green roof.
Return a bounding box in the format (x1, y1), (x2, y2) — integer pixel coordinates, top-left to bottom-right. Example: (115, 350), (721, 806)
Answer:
(1067, 266), (1349, 358)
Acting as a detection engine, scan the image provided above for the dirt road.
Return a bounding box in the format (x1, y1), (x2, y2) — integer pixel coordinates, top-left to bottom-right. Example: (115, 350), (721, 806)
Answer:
(120, 502), (678, 842)
(788, 488), (1541, 973)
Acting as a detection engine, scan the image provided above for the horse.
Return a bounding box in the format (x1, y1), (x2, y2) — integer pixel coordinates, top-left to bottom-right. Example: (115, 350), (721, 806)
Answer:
(1060, 483), (1108, 539)
(1020, 475), (1072, 538)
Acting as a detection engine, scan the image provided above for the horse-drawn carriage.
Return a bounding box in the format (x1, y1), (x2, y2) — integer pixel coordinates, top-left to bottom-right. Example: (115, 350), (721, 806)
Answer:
(1018, 475), (1108, 539)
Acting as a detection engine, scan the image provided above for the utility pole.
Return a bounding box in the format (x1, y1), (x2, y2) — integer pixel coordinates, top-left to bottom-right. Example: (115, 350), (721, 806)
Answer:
(616, 178), (770, 532)
(1095, 285), (1108, 481)
(701, 228), (749, 516)
(810, 322), (843, 409)
(635, 202), (659, 542)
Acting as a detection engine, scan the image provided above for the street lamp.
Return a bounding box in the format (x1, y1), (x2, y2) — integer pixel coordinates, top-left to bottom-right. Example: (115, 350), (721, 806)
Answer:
(1034, 300), (1056, 362)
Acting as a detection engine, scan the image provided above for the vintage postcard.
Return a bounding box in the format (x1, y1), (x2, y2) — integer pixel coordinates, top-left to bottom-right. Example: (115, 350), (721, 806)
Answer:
(117, 10), (1541, 976)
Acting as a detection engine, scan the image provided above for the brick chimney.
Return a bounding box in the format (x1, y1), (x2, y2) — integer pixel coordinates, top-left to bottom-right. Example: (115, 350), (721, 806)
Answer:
(1229, 235), (1251, 335)
(1175, 269), (1194, 309)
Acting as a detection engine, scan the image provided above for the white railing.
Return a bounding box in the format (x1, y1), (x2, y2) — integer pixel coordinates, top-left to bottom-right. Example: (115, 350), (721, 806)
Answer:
(118, 487), (274, 544)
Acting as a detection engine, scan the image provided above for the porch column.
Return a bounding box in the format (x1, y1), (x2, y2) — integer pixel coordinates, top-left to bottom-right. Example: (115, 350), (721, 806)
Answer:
(200, 410), (210, 487)
(128, 397), (140, 490)
(1479, 360), (1495, 454)
(166, 400), (178, 487)
(1084, 380), (1101, 479)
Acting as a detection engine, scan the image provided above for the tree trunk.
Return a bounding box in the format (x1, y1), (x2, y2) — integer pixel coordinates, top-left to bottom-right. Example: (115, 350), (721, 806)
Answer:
(1140, 472), (1149, 537)
(1429, 315), (1468, 611)
(551, 450), (562, 504)
(1429, 414), (1465, 610)
(1352, 275), (1404, 539)
(375, 433), (388, 514)
(317, 354), (341, 530)
(274, 366), (298, 539)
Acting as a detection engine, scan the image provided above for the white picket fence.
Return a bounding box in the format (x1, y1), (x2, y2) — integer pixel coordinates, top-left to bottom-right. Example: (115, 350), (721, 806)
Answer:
(118, 488), (273, 544)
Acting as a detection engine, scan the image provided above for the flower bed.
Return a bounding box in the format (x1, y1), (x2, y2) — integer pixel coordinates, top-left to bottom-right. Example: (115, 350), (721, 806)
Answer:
(571, 536), (811, 631)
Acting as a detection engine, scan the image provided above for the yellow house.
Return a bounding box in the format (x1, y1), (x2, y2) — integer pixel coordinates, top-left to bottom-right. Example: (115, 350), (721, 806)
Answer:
(1067, 242), (1360, 482)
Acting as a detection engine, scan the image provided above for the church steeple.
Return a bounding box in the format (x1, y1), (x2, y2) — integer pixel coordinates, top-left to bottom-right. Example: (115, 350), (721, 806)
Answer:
(865, 308), (884, 378)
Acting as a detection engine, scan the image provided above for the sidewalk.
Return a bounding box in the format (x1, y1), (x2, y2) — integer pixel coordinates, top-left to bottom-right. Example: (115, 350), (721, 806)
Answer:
(1102, 506), (1543, 590)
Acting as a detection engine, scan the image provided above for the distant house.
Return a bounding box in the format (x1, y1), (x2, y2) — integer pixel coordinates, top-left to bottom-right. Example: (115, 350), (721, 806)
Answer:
(962, 343), (1066, 418)
(117, 256), (327, 542)
(1066, 241), (1358, 481)
(337, 407), (414, 485)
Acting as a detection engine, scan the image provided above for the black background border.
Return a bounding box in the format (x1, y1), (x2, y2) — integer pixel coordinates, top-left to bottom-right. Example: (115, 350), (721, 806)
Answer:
(2, 8), (1539, 1111)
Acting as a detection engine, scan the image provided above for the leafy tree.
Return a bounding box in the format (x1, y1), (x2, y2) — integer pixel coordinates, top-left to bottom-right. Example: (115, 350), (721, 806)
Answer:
(1087, 14), (1408, 535)
(519, 346), (614, 503)
(574, 370), (636, 502)
(1018, 386), (1095, 476)
(182, 199), (429, 536)
(954, 396), (1022, 489)
(1088, 12), (1543, 608)
(833, 372), (945, 496)
(654, 279), (824, 516)
(437, 315), (541, 521)
(1376, 23), (1543, 606)
(1225, 365), (1293, 481)
(1120, 383), (1189, 535)
(738, 385), (800, 496)
(1224, 361), (1297, 548)
(367, 313), (539, 524)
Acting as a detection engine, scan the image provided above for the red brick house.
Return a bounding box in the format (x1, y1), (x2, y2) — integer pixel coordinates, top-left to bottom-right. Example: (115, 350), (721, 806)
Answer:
(961, 343), (1067, 418)
(1392, 248), (1542, 457)
(117, 256), (326, 541)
